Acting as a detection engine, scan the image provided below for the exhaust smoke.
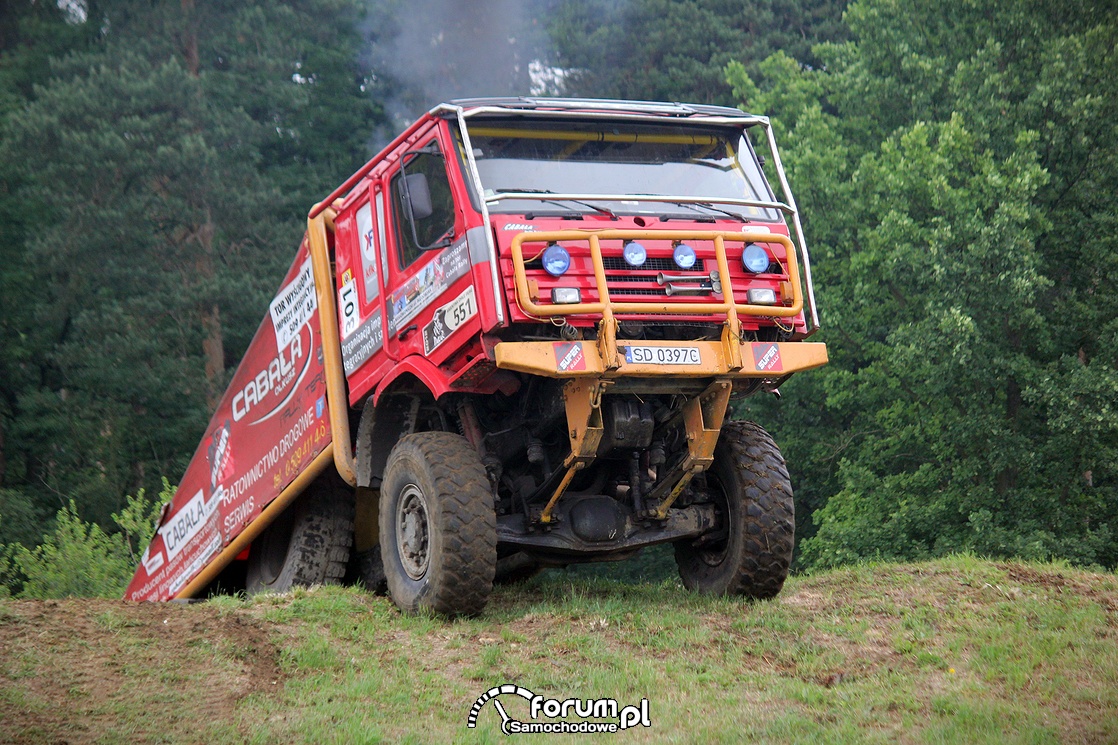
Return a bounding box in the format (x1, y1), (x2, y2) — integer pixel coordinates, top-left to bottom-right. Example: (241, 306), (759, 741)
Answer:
(366, 0), (566, 140)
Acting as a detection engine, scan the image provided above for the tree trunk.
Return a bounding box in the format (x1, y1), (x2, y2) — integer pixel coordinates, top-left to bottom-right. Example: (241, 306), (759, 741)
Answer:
(995, 377), (1022, 495)
(180, 0), (223, 407)
(180, 0), (199, 76)
(195, 215), (224, 409)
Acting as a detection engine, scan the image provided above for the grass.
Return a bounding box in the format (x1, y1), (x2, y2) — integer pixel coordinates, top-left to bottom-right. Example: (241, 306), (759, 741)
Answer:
(2, 556), (1117, 743)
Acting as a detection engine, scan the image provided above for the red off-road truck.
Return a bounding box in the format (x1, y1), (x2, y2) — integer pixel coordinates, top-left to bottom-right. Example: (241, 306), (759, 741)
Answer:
(126, 98), (827, 616)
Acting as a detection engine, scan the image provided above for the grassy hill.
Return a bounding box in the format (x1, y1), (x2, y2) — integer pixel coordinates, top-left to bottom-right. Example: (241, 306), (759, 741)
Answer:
(2, 556), (1116, 743)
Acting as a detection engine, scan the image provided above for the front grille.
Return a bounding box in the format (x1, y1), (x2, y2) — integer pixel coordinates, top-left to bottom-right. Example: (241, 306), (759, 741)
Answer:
(610, 287), (669, 296)
(605, 274), (656, 283)
(602, 256), (706, 272)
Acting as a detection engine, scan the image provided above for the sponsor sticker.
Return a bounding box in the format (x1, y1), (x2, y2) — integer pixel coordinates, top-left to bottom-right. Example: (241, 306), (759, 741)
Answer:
(338, 274), (360, 339)
(231, 325), (313, 425)
(340, 309), (384, 375)
(158, 489), (218, 562)
(423, 286), (477, 355)
(356, 201), (380, 302)
(387, 239), (471, 334)
(752, 342), (784, 372)
(269, 258), (317, 349)
(206, 420), (235, 491)
(553, 341), (587, 372)
(169, 533), (221, 595)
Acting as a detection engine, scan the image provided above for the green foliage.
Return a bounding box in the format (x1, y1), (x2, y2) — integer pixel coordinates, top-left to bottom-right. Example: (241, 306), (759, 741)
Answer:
(0, 488), (45, 548)
(112, 478), (174, 568)
(1, 481), (172, 599)
(732, 0), (1118, 570)
(549, 0), (848, 104)
(7, 501), (135, 599)
(0, 0), (380, 530)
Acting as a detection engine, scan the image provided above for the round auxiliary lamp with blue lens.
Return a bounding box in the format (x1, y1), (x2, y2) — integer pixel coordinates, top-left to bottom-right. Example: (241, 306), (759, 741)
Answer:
(742, 243), (770, 273)
(623, 241), (647, 267)
(672, 243), (697, 270)
(542, 244), (571, 276)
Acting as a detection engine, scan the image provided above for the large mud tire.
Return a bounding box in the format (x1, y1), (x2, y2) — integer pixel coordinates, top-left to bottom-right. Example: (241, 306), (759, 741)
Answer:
(246, 476), (354, 595)
(380, 432), (497, 616)
(674, 421), (794, 599)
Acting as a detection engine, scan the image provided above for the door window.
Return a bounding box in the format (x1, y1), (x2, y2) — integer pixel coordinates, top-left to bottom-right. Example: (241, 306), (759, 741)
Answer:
(391, 140), (456, 269)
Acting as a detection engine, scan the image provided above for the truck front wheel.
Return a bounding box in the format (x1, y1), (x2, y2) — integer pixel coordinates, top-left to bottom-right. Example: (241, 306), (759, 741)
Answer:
(380, 432), (497, 616)
(674, 421), (794, 599)
(246, 476), (354, 595)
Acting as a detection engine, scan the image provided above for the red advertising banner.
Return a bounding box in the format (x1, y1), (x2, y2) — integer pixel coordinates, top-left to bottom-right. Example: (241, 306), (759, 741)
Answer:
(126, 240), (332, 601)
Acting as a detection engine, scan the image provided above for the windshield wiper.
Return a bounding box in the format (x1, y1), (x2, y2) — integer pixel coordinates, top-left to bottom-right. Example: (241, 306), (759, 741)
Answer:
(493, 188), (618, 219)
(669, 201), (747, 222)
(622, 195), (746, 223)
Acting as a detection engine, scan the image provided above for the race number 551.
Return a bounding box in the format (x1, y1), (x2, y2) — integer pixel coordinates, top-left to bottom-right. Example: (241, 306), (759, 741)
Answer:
(423, 285), (477, 355)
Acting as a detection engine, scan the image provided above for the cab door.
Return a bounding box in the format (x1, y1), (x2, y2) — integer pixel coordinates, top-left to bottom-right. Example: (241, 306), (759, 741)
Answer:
(334, 181), (392, 404)
(380, 128), (478, 366)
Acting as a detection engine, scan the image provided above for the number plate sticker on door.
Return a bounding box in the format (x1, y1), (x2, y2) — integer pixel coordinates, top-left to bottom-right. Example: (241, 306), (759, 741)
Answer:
(338, 272), (360, 339)
(623, 345), (702, 365)
(422, 285), (477, 355)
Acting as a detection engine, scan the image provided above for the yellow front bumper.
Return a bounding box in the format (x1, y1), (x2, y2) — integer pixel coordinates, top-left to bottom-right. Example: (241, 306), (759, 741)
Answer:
(494, 339), (828, 378)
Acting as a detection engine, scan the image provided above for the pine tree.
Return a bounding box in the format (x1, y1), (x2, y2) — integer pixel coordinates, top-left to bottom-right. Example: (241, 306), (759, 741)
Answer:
(0, 0), (381, 528)
(548, 0), (848, 104)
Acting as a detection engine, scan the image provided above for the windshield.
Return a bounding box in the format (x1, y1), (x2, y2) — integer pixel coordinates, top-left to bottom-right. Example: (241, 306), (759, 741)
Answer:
(461, 120), (781, 221)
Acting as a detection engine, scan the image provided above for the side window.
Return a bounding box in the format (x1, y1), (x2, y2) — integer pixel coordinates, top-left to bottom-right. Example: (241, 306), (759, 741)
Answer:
(391, 140), (455, 269)
(375, 188), (389, 285)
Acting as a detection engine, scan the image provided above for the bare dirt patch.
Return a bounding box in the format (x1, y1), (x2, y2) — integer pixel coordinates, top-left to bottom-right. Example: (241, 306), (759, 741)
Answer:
(0, 598), (283, 744)
(1000, 562), (1118, 625)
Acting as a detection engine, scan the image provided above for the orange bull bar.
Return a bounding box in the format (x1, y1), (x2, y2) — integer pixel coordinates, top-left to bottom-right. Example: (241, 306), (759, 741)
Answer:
(509, 229), (803, 319)
(497, 229), (826, 378)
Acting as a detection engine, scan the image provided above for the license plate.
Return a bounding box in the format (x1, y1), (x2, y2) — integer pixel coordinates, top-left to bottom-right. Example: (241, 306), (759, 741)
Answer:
(623, 346), (702, 365)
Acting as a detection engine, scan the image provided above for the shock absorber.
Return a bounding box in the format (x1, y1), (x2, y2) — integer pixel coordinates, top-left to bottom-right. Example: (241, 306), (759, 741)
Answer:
(629, 451), (643, 513)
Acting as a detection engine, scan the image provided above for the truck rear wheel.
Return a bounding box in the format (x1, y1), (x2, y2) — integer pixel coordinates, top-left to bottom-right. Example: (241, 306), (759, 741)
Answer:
(246, 476), (354, 595)
(674, 421), (794, 599)
(380, 432), (497, 616)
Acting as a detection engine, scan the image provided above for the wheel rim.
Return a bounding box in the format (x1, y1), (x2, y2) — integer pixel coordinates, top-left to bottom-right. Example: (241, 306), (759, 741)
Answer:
(396, 483), (431, 580)
(697, 474), (732, 567)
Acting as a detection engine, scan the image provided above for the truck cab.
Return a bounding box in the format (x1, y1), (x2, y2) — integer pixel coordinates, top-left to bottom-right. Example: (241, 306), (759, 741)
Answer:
(327, 98), (825, 614)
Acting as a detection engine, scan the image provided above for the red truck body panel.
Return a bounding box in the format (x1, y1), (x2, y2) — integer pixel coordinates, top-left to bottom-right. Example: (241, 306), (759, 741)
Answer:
(126, 242), (332, 601)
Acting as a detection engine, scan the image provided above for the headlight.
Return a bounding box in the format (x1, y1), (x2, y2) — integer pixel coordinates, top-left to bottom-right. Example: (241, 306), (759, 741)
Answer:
(623, 241), (647, 267)
(746, 288), (777, 305)
(742, 244), (770, 273)
(551, 287), (581, 304)
(672, 243), (697, 270)
(542, 244), (571, 276)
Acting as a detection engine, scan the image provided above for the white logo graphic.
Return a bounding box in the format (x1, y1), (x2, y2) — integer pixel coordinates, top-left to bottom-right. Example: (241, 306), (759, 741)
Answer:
(467, 683), (651, 735)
